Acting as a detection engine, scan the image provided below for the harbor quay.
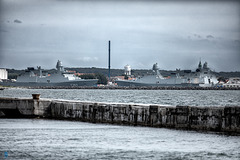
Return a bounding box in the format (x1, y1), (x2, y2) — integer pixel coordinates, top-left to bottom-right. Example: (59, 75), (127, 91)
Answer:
(0, 95), (239, 134)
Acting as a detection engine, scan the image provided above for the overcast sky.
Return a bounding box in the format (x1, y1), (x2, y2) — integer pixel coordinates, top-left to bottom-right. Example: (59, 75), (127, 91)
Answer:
(0, 0), (239, 71)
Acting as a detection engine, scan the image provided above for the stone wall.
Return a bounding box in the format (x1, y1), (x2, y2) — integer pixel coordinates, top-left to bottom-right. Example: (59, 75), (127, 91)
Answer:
(0, 98), (34, 117)
(0, 97), (239, 133)
(43, 99), (240, 133)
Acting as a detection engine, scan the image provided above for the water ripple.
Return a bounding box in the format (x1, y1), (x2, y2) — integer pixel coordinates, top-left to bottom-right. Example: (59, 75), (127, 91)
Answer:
(1, 88), (240, 106)
(1, 119), (240, 159)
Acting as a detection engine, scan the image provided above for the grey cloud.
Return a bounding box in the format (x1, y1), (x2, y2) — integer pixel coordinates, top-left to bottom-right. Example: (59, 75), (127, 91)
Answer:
(14, 19), (22, 23)
(206, 35), (214, 39)
(234, 40), (240, 44)
(0, 0), (239, 71)
(194, 34), (201, 39)
(0, 28), (8, 33)
(78, 57), (99, 63)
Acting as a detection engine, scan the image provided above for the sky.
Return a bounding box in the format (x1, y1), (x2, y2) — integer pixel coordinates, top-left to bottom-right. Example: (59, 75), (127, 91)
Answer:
(0, 0), (239, 72)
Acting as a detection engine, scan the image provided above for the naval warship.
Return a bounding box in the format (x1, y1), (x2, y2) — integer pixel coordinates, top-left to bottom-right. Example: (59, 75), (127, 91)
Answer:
(115, 61), (218, 87)
(0, 60), (98, 87)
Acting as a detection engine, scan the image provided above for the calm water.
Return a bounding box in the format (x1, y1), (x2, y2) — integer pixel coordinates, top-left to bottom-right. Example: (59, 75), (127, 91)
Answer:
(0, 119), (240, 160)
(1, 88), (240, 106)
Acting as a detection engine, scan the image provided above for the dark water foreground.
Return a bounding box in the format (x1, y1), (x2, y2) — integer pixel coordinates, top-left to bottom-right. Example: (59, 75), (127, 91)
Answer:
(0, 119), (240, 160)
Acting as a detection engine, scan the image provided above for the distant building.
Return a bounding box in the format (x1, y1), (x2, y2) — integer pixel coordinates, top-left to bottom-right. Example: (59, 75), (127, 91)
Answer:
(223, 77), (240, 88)
(0, 69), (8, 80)
(124, 64), (131, 76)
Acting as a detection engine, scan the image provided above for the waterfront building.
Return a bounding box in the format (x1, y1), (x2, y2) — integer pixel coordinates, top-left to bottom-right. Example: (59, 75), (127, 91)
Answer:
(0, 69), (8, 81)
(124, 64), (131, 76)
(222, 77), (240, 88)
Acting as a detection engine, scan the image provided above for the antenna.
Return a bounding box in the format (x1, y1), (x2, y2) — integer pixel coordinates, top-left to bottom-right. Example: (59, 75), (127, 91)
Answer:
(108, 40), (111, 80)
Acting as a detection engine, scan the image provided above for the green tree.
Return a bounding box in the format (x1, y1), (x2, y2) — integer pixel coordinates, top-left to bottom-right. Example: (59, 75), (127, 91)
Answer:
(79, 74), (95, 79)
(217, 77), (227, 83)
(8, 73), (19, 79)
(95, 73), (108, 85)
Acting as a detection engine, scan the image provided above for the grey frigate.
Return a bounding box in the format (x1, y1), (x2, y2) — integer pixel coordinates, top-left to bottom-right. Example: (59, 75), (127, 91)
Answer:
(115, 61), (218, 87)
(1, 60), (98, 87)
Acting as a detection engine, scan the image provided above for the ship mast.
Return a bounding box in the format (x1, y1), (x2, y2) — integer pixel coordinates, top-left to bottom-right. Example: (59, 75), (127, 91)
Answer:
(108, 40), (111, 80)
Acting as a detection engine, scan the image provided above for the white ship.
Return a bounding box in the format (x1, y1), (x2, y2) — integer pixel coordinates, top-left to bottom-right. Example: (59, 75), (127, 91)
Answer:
(1, 60), (98, 87)
(115, 61), (218, 87)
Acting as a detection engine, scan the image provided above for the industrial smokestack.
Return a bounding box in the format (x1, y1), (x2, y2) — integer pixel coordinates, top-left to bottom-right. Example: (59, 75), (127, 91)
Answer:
(108, 40), (111, 80)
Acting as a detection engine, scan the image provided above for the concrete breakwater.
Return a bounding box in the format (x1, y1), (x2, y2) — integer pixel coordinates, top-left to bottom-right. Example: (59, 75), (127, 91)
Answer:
(0, 96), (239, 134)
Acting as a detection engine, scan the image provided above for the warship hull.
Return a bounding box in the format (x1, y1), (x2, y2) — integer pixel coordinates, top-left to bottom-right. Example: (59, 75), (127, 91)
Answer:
(115, 80), (200, 87)
(0, 79), (98, 87)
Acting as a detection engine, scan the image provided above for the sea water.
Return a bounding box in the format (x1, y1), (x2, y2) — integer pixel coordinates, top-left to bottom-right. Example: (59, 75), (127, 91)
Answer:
(0, 88), (240, 159)
(0, 119), (240, 160)
(1, 88), (240, 106)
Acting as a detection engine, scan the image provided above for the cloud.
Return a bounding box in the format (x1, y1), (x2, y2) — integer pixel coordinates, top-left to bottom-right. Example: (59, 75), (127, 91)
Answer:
(78, 57), (99, 62)
(0, 0), (239, 71)
(234, 40), (240, 44)
(189, 34), (215, 41)
(193, 34), (201, 39)
(14, 19), (22, 23)
(206, 35), (214, 39)
(0, 29), (8, 33)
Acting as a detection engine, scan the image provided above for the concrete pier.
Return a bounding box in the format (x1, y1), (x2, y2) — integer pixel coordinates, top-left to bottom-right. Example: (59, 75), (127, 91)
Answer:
(0, 97), (239, 134)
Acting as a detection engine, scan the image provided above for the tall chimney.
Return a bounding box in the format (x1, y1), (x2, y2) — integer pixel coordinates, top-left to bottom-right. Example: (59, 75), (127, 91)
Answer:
(108, 40), (111, 80)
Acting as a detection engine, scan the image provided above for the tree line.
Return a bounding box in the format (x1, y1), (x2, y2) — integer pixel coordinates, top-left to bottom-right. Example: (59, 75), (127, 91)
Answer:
(78, 73), (108, 85)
